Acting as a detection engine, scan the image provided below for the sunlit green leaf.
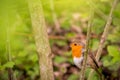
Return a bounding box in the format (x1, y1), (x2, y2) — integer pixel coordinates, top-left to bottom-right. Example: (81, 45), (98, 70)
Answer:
(29, 54), (38, 62)
(68, 74), (79, 80)
(107, 46), (120, 57)
(18, 51), (27, 57)
(3, 61), (15, 68)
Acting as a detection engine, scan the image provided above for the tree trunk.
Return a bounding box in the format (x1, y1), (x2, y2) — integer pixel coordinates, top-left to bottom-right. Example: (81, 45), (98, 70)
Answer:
(28, 0), (54, 80)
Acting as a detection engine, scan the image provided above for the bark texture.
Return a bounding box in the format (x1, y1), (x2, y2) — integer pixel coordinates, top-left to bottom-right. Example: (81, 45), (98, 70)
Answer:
(28, 0), (54, 80)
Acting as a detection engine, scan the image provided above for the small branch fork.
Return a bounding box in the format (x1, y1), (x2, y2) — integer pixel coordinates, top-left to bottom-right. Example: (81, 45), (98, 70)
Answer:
(88, 0), (119, 79)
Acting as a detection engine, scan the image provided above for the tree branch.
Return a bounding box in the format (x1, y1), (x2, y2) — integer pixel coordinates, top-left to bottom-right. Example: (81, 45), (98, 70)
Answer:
(28, 0), (54, 80)
(88, 0), (119, 79)
(79, 4), (94, 80)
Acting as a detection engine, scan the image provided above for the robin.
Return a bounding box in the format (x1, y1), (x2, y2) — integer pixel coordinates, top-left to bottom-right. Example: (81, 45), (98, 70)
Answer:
(70, 39), (99, 71)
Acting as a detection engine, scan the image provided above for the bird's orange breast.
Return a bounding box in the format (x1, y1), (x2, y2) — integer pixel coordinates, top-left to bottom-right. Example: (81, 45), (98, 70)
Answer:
(70, 44), (82, 58)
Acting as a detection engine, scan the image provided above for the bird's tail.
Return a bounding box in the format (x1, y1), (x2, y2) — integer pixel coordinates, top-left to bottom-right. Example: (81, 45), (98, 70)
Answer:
(89, 53), (103, 80)
(89, 53), (99, 68)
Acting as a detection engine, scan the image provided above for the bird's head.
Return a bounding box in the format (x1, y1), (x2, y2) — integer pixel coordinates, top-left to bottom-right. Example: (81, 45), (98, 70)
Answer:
(70, 40), (85, 58)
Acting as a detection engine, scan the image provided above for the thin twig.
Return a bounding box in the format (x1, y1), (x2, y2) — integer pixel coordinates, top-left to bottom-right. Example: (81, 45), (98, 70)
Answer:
(96, 0), (118, 61)
(79, 4), (94, 80)
(6, 21), (16, 80)
(88, 0), (119, 80)
(6, 25), (12, 62)
(49, 0), (60, 31)
(6, 24), (13, 80)
(88, 1), (107, 20)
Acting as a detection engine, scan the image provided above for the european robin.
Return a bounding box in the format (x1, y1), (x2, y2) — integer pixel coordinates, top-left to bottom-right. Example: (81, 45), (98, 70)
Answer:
(70, 40), (99, 70)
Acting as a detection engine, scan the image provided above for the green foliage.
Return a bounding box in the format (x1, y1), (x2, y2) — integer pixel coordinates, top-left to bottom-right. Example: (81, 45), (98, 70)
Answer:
(54, 54), (73, 64)
(0, 0), (120, 79)
(0, 61), (15, 70)
(64, 51), (73, 63)
(85, 68), (100, 80)
(101, 46), (120, 74)
(92, 18), (105, 34)
(107, 26), (120, 42)
(61, 22), (71, 30)
(91, 39), (99, 51)
(68, 74), (79, 80)
(107, 46), (120, 57)
(56, 40), (67, 46)
(0, 0), (38, 79)
(54, 56), (67, 64)
(64, 51), (72, 57)
(65, 32), (76, 38)
(103, 46), (120, 67)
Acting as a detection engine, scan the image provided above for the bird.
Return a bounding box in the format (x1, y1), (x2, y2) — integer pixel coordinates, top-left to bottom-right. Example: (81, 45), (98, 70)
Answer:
(70, 39), (99, 70)
(70, 39), (104, 80)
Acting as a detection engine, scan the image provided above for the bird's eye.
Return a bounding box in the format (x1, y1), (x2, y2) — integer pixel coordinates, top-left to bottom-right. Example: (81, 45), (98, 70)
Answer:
(74, 43), (77, 46)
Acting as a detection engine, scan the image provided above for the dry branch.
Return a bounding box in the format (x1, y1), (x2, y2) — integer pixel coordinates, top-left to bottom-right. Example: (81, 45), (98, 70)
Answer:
(88, 0), (119, 79)
(79, 5), (94, 80)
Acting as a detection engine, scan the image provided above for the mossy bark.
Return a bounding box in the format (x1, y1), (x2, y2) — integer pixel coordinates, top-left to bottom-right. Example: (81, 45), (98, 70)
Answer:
(28, 0), (54, 80)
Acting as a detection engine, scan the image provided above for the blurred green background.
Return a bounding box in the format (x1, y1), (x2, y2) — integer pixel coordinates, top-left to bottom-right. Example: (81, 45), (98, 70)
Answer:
(0, 0), (120, 80)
